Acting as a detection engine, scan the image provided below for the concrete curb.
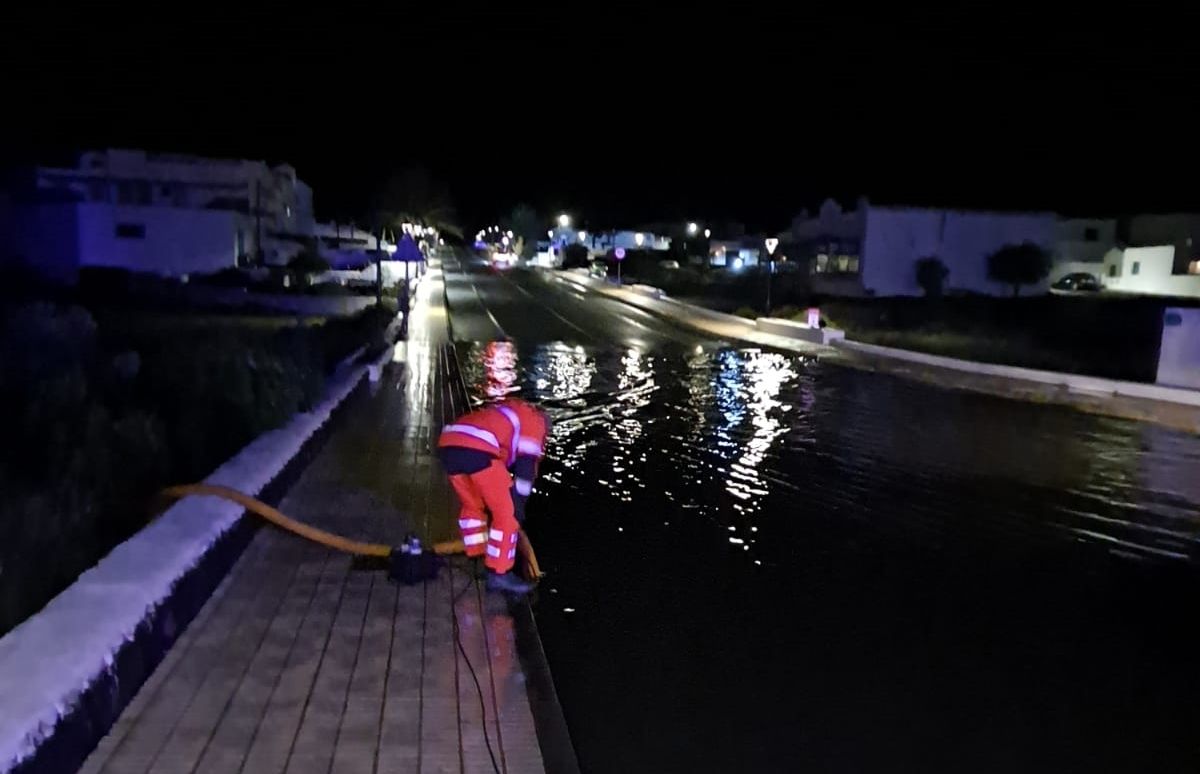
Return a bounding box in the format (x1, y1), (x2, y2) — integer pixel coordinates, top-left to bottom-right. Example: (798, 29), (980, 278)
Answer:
(835, 339), (1200, 407)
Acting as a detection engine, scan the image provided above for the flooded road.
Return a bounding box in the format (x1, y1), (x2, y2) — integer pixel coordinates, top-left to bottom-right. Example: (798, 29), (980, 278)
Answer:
(447, 261), (1200, 773)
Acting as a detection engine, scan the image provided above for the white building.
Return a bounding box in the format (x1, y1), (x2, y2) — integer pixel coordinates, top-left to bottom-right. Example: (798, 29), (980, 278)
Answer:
(787, 198), (1058, 297)
(709, 240), (760, 269)
(1127, 213), (1200, 275)
(570, 229), (671, 254)
(1, 202), (250, 283)
(1101, 245), (1200, 297)
(1044, 214), (1200, 297)
(2, 149), (316, 280)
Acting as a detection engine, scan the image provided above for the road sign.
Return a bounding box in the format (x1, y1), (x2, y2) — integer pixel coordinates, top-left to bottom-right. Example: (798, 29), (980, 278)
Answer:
(615, 248), (626, 260)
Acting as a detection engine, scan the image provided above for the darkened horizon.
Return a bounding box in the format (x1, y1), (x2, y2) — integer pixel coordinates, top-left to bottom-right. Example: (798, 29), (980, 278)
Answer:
(5, 10), (1199, 231)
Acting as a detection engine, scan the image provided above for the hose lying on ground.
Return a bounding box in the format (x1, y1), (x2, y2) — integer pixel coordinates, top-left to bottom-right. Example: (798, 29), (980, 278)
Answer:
(159, 483), (544, 581)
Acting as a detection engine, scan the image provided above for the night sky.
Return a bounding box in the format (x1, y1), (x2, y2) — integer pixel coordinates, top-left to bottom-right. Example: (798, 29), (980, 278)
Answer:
(5, 10), (1198, 233)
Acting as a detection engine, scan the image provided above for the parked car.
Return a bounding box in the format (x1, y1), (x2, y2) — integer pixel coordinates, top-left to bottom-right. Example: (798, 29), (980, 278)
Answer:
(1051, 272), (1102, 293)
(660, 260), (680, 270)
(588, 260), (609, 279)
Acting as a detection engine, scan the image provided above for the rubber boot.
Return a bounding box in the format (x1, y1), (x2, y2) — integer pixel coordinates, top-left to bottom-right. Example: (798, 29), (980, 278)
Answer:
(486, 570), (534, 595)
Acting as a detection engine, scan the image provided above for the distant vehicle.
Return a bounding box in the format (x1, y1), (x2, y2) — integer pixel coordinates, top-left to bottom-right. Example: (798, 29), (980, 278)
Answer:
(491, 252), (517, 270)
(588, 260), (609, 279)
(1051, 272), (1102, 293)
(660, 260), (680, 270)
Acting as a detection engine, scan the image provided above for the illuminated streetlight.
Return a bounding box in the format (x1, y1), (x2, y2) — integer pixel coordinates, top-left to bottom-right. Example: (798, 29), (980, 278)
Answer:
(578, 230), (587, 242)
(687, 222), (698, 236)
(547, 230), (554, 239)
(557, 213), (571, 228)
(703, 228), (711, 238)
(634, 232), (645, 247)
(502, 236), (510, 246)
(506, 230), (514, 238)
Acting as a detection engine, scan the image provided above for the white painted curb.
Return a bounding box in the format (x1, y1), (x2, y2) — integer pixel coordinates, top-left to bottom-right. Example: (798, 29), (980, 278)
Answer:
(835, 339), (1200, 407)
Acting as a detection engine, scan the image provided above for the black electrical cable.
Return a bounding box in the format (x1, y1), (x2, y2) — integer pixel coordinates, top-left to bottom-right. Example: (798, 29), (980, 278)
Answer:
(450, 559), (502, 774)
(445, 339), (502, 773)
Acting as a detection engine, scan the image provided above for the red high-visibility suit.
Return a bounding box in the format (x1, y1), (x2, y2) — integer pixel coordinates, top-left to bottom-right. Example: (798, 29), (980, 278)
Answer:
(437, 399), (548, 573)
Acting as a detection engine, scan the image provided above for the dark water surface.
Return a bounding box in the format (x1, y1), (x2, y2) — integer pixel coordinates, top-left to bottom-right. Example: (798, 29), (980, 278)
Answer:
(459, 340), (1200, 774)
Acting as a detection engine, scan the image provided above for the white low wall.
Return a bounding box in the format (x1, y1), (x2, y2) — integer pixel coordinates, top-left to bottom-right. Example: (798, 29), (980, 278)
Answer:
(0, 361), (368, 772)
(630, 284), (664, 299)
(1106, 274), (1200, 298)
(1157, 308), (1200, 390)
(756, 317), (846, 345)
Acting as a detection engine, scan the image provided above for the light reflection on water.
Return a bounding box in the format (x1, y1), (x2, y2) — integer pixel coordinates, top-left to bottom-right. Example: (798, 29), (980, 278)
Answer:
(457, 340), (1200, 565)
(457, 338), (1200, 772)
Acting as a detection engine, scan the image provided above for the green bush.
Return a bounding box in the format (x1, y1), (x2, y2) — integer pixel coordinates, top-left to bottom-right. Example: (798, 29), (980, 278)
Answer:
(0, 302), (389, 635)
(733, 306), (759, 319)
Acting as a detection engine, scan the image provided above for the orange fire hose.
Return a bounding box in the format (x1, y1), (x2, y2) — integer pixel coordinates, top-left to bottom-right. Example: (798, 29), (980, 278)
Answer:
(159, 483), (543, 579)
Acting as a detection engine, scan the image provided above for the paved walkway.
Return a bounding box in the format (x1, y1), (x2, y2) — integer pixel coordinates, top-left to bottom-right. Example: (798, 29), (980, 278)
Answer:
(81, 268), (544, 773)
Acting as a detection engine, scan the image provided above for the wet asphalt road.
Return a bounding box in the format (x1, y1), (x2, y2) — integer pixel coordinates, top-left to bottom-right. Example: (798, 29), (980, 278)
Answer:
(442, 255), (710, 348)
(441, 255), (1200, 774)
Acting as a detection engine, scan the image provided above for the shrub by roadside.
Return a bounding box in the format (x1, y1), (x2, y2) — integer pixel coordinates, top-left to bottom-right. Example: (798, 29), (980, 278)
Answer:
(0, 302), (389, 635)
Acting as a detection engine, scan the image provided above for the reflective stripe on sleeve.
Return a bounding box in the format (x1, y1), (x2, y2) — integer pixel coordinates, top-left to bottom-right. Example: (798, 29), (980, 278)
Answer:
(517, 437), (543, 456)
(489, 528), (505, 542)
(463, 533), (487, 545)
(441, 424), (500, 449)
(459, 518), (486, 529)
(486, 545), (502, 558)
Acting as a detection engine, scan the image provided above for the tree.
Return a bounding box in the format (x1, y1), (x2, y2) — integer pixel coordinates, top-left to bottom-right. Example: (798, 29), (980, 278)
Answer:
(986, 242), (1050, 297)
(506, 204), (542, 260)
(372, 167), (462, 240)
(914, 256), (949, 298)
(561, 243), (590, 269)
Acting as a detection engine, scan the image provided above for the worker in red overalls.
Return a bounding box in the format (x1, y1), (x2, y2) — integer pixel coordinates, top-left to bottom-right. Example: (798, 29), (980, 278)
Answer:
(437, 398), (549, 594)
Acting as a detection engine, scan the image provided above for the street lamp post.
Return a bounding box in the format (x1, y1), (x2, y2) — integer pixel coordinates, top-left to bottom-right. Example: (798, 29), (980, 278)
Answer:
(764, 237), (779, 314)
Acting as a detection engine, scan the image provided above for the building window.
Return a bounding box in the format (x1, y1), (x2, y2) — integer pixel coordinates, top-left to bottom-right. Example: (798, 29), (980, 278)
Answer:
(116, 181), (152, 205)
(115, 223), (146, 239)
(1108, 264), (1117, 277)
(1131, 261), (1140, 275)
(1084, 227), (1099, 241)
